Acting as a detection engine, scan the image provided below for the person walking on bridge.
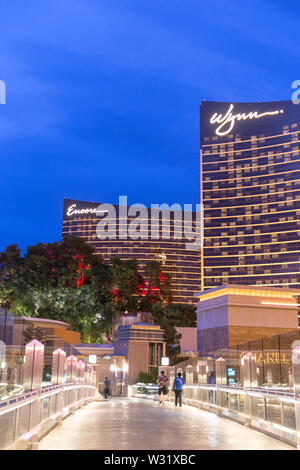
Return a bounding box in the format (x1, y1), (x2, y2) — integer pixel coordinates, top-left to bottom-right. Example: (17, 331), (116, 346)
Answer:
(157, 370), (168, 404)
(104, 377), (111, 400)
(173, 372), (185, 407)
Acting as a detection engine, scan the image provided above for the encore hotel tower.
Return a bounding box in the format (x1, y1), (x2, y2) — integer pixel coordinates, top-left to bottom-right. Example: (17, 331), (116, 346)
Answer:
(62, 199), (201, 304)
(200, 100), (300, 291)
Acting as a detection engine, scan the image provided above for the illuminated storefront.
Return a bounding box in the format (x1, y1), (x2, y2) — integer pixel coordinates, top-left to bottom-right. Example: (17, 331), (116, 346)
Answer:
(200, 100), (300, 291)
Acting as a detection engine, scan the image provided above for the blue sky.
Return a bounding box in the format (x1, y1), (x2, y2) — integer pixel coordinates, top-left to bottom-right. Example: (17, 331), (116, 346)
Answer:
(0, 0), (299, 252)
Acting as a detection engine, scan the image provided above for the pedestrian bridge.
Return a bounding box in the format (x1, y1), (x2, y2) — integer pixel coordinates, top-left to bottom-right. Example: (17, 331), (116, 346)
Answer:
(37, 398), (292, 450)
(1, 338), (300, 450)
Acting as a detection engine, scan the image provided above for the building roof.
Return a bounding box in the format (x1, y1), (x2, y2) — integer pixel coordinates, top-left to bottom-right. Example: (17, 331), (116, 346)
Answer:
(16, 317), (70, 328)
(194, 284), (300, 300)
(73, 344), (114, 348)
(119, 322), (161, 329)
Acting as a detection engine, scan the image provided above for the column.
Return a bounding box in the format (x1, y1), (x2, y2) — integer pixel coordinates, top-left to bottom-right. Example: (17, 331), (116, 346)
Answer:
(197, 361), (207, 403)
(51, 348), (66, 385)
(198, 361), (207, 384)
(23, 339), (44, 391)
(66, 355), (78, 410)
(292, 344), (300, 448)
(215, 357), (226, 413)
(77, 360), (85, 383)
(243, 352), (258, 424)
(185, 364), (194, 401)
(168, 366), (175, 401)
(66, 355), (78, 382)
(51, 348), (66, 425)
(22, 340), (44, 449)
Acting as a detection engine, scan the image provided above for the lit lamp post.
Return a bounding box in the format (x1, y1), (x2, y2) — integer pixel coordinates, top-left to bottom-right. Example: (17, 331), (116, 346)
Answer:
(88, 354), (103, 401)
(161, 357), (170, 367)
(159, 356), (170, 376)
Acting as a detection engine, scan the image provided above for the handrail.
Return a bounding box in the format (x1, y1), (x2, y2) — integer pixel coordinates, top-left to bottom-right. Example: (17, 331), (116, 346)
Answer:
(0, 381), (95, 450)
(132, 381), (300, 447)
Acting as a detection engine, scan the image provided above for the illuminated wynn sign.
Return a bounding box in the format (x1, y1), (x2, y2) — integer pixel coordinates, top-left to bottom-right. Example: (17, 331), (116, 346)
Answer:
(210, 104), (284, 136)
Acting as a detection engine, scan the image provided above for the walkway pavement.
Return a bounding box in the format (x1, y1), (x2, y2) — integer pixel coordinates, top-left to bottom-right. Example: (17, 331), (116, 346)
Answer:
(39, 398), (294, 450)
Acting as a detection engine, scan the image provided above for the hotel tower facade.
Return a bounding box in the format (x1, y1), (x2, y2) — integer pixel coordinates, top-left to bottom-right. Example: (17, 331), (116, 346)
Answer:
(200, 100), (300, 291)
(62, 198), (201, 304)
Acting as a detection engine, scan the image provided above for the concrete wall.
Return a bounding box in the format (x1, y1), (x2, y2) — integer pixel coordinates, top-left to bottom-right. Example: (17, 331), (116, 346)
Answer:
(128, 342), (149, 384)
(176, 327), (197, 352)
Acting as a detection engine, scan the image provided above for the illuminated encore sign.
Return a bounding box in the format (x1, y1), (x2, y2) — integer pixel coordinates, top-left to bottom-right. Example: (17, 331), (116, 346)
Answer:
(66, 204), (107, 217)
(210, 104), (284, 136)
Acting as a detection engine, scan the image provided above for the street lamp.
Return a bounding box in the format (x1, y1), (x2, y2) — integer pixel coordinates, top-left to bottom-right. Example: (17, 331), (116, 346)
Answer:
(88, 354), (97, 364)
(161, 357), (169, 366)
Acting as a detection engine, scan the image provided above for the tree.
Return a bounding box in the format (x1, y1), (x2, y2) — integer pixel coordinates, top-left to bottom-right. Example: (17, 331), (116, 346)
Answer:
(0, 237), (195, 351)
(22, 236), (104, 290)
(110, 258), (140, 313)
(163, 303), (196, 327)
(151, 302), (182, 363)
(149, 302), (196, 364)
(138, 261), (172, 311)
(0, 238), (115, 342)
(0, 244), (23, 309)
(137, 367), (158, 384)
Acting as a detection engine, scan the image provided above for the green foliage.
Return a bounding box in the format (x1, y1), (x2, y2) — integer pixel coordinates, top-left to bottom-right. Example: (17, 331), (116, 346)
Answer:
(110, 257), (140, 313)
(0, 238), (196, 355)
(0, 244), (22, 308)
(163, 303), (196, 327)
(150, 302), (196, 364)
(137, 367), (158, 384)
(0, 237), (115, 342)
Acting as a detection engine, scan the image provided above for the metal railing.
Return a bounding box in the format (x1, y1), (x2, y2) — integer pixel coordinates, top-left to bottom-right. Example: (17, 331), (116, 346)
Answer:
(132, 347), (300, 448)
(0, 339), (96, 450)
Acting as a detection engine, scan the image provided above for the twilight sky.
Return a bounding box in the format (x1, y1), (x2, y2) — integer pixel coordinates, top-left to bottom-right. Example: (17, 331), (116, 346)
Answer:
(0, 0), (299, 253)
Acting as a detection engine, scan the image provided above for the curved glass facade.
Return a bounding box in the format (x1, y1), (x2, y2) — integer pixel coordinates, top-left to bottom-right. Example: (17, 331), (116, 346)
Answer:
(200, 100), (300, 290)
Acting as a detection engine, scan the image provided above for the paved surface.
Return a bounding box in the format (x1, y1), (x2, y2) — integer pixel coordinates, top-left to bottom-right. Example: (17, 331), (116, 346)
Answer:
(39, 398), (294, 450)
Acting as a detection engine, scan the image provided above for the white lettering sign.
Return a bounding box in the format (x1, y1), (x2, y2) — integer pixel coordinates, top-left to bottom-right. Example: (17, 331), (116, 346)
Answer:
(210, 104), (284, 136)
(66, 204), (107, 217)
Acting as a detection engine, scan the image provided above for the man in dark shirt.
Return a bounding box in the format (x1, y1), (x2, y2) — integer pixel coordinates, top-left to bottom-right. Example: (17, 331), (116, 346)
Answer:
(104, 377), (111, 399)
(157, 370), (168, 404)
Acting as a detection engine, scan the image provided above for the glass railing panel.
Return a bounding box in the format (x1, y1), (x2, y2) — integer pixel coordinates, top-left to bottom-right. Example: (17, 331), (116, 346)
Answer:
(251, 396), (265, 420)
(265, 398), (282, 425)
(196, 388), (203, 402)
(239, 394), (245, 413)
(282, 402), (296, 430)
(208, 389), (215, 404)
(17, 403), (31, 437)
(229, 393), (239, 411)
(49, 394), (57, 416)
(221, 391), (229, 408)
(0, 409), (16, 450)
(40, 396), (50, 422)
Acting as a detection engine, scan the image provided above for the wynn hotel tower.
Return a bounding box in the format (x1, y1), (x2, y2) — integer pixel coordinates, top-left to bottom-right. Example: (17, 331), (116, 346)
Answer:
(200, 100), (300, 291)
